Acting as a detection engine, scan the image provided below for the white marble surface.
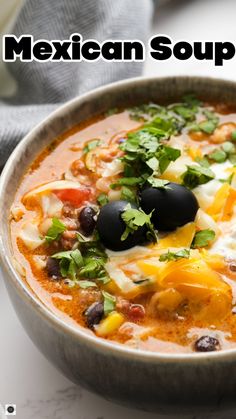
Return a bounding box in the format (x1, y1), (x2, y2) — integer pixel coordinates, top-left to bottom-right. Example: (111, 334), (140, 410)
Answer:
(1, 1), (236, 418)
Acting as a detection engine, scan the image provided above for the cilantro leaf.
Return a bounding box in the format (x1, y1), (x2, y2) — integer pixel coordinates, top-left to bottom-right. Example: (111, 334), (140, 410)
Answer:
(159, 248), (190, 262)
(45, 217), (66, 243)
(181, 165), (215, 189)
(97, 193), (109, 206)
(77, 280), (97, 289)
(231, 130), (236, 141)
(52, 243), (109, 283)
(198, 120), (217, 134)
(147, 178), (171, 189)
(189, 109), (219, 135)
(102, 291), (116, 316)
(207, 141), (236, 165)
(208, 149), (227, 163)
(83, 139), (100, 154)
(146, 156), (159, 172)
(52, 249), (84, 280)
(110, 177), (143, 189)
(222, 141), (235, 154)
(79, 258), (106, 279)
(157, 146), (181, 174)
(121, 204), (157, 242)
(191, 229), (215, 248)
(171, 105), (197, 121)
(120, 186), (137, 203)
(117, 122), (181, 192)
(195, 156), (210, 168)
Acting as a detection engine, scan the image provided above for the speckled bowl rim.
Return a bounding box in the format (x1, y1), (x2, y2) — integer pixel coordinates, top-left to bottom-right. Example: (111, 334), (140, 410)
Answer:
(1, 75), (236, 364)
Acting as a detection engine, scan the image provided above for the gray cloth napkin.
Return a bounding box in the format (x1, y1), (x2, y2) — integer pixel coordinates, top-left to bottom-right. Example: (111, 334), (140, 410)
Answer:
(0, 0), (152, 169)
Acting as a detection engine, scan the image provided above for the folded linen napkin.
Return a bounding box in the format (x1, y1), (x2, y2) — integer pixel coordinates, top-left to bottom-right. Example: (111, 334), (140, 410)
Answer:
(0, 0), (152, 169)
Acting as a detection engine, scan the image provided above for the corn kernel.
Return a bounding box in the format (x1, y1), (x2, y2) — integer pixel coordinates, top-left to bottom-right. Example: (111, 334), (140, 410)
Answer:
(96, 312), (124, 337)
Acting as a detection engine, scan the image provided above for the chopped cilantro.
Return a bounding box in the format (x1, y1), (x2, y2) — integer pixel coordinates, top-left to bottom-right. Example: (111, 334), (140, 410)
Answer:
(83, 139), (100, 154)
(97, 193), (109, 206)
(159, 248), (190, 262)
(110, 176), (143, 189)
(129, 103), (185, 133)
(77, 280), (97, 289)
(121, 204), (157, 242)
(231, 130), (236, 141)
(171, 105), (197, 121)
(102, 291), (116, 316)
(52, 249), (84, 280)
(222, 141), (235, 154)
(52, 235), (110, 283)
(146, 156), (159, 172)
(120, 186), (137, 203)
(181, 165), (215, 189)
(147, 178), (171, 189)
(207, 141), (236, 165)
(198, 120), (217, 134)
(208, 149), (227, 163)
(189, 109), (219, 135)
(45, 217), (66, 243)
(157, 146), (181, 174)
(76, 232), (92, 243)
(116, 116), (181, 192)
(195, 156), (210, 168)
(191, 229), (215, 248)
(79, 258), (106, 279)
(229, 154), (236, 164)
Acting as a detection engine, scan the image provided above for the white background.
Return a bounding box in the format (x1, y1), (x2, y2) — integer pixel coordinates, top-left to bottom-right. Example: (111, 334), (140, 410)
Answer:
(1, 0), (236, 418)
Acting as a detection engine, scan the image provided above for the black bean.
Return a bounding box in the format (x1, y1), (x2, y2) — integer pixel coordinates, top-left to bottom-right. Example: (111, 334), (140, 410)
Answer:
(194, 336), (220, 352)
(46, 257), (62, 280)
(79, 206), (96, 236)
(84, 302), (104, 328)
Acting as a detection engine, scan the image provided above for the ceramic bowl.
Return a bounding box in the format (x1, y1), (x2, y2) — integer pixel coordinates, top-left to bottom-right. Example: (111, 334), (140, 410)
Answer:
(1, 76), (236, 414)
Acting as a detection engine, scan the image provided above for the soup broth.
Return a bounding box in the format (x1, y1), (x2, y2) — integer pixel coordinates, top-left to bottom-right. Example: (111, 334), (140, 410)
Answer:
(10, 97), (236, 353)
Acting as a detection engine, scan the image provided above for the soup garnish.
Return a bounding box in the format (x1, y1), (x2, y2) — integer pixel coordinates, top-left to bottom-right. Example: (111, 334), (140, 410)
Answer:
(10, 95), (236, 353)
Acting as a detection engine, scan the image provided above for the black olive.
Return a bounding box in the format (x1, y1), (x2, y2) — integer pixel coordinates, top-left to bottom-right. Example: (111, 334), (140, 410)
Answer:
(140, 182), (199, 231)
(79, 206), (96, 236)
(194, 336), (220, 352)
(85, 302), (104, 328)
(46, 257), (61, 280)
(96, 200), (147, 251)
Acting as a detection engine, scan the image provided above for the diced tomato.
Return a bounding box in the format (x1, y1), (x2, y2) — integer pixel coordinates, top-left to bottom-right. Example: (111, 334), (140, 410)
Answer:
(128, 304), (145, 322)
(54, 188), (91, 207)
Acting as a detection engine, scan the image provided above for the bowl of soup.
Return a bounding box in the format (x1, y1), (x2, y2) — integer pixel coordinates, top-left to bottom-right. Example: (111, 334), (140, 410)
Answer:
(2, 76), (236, 413)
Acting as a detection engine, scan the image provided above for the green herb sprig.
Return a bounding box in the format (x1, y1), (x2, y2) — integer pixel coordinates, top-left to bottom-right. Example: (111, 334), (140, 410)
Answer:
(191, 229), (216, 248)
(121, 204), (157, 242)
(45, 217), (66, 243)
